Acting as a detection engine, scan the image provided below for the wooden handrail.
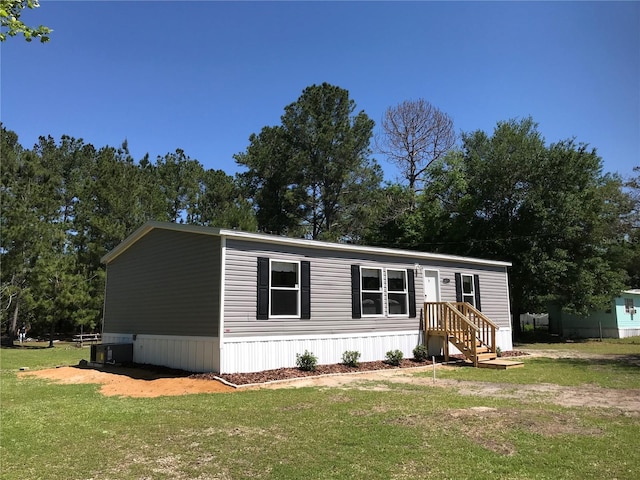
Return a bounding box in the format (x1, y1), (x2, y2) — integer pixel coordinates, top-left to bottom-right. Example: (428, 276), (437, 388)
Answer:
(424, 302), (498, 366)
(458, 302), (498, 355)
(447, 302), (497, 353)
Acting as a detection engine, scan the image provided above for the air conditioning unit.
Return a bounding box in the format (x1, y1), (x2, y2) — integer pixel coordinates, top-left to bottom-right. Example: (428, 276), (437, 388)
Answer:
(90, 343), (133, 365)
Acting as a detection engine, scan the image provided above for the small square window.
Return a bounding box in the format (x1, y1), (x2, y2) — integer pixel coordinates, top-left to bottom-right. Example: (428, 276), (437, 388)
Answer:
(625, 298), (635, 313)
(271, 261), (298, 288)
(362, 268), (382, 290)
(271, 290), (298, 316)
(387, 270), (406, 292)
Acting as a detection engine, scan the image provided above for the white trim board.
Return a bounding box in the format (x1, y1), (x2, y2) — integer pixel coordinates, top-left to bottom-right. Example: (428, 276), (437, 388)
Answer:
(102, 221), (512, 268)
(222, 330), (420, 344)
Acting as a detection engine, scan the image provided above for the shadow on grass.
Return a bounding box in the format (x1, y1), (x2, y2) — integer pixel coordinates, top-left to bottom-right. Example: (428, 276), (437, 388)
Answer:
(514, 331), (586, 345)
(0, 344), (54, 350)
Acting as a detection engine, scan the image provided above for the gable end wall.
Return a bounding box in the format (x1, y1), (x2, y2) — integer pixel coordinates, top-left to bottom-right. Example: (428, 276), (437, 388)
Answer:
(103, 229), (221, 336)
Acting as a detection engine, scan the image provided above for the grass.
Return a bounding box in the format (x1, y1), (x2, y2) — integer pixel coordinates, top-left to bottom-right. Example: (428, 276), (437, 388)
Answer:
(426, 337), (640, 388)
(425, 356), (640, 388)
(515, 335), (640, 355)
(1, 343), (639, 479)
(0, 342), (86, 371)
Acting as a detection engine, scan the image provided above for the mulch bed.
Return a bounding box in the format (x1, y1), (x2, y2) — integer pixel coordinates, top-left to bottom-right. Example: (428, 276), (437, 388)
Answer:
(193, 350), (529, 386)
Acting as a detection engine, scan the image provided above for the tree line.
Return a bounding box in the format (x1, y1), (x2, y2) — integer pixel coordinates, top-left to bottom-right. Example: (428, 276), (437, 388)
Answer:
(2, 83), (638, 343)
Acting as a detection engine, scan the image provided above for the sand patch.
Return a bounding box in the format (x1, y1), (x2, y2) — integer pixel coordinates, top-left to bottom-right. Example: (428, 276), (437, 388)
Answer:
(19, 366), (234, 397)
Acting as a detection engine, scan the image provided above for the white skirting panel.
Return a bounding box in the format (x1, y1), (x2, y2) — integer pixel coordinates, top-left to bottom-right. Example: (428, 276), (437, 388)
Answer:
(102, 333), (220, 373)
(497, 327), (514, 351)
(221, 331), (421, 374)
(619, 328), (640, 338)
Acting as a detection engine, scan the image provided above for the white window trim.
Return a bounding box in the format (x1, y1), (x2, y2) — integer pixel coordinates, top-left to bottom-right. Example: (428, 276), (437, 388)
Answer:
(269, 259), (301, 319)
(461, 273), (475, 307)
(361, 267), (384, 317)
(387, 268), (409, 317)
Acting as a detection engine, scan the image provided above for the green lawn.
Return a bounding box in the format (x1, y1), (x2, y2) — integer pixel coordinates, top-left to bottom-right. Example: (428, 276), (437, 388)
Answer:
(426, 337), (640, 388)
(0, 342), (86, 371)
(516, 335), (640, 354)
(424, 356), (640, 388)
(1, 343), (639, 480)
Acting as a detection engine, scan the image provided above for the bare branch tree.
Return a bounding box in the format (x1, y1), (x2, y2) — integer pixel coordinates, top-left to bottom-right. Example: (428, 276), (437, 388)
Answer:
(377, 99), (456, 195)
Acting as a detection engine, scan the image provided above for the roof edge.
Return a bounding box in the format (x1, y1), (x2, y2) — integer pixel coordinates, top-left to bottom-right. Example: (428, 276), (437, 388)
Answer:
(216, 227), (512, 267)
(100, 221), (223, 264)
(102, 221), (512, 268)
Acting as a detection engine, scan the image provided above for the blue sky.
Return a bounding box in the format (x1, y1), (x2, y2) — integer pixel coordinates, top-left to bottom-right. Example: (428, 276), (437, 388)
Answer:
(2, 1), (638, 182)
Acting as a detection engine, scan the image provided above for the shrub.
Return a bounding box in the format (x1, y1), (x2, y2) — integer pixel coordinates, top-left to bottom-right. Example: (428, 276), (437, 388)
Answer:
(296, 350), (318, 371)
(413, 344), (429, 362)
(385, 349), (404, 366)
(342, 350), (361, 367)
(496, 346), (503, 357)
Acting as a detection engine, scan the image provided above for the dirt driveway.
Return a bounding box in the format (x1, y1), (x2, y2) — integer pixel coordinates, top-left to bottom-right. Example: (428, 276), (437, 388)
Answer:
(18, 349), (640, 414)
(252, 360), (640, 414)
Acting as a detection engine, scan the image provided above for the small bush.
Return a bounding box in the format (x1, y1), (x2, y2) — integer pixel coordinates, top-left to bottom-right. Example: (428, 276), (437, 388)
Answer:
(296, 350), (318, 371)
(342, 350), (361, 367)
(496, 346), (503, 357)
(413, 344), (429, 362)
(385, 349), (404, 366)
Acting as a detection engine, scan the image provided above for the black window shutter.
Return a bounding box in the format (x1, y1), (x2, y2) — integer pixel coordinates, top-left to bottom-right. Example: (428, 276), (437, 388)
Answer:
(301, 261), (311, 319)
(407, 269), (416, 318)
(257, 257), (269, 320)
(351, 265), (361, 319)
(454, 272), (462, 303)
(473, 274), (482, 311)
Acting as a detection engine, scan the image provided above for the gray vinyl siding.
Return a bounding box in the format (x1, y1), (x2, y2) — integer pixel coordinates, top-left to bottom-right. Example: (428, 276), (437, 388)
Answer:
(422, 261), (511, 328)
(223, 239), (511, 338)
(104, 229), (221, 336)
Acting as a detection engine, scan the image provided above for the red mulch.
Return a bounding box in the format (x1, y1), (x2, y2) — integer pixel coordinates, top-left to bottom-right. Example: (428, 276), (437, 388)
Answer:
(192, 350), (529, 386)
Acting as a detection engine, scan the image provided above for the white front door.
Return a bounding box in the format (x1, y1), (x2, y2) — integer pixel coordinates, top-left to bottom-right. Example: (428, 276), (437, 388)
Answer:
(423, 269), (441, 333)
(423, 270), (440, 303)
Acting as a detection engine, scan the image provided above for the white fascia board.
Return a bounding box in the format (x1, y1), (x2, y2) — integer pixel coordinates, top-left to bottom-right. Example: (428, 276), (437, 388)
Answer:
(217, 228), (512, 268)
(101, 221), (512, 268)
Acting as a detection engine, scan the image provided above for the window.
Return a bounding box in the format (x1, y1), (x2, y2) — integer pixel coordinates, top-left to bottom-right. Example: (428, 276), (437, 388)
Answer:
(387, 269), (408, 315)
(257, 258), (310, 320)
(461, 274), (475, 306)
(351, 265), (416, 319)
(455, 273), (482, 310)
(270, 260), (299, 317)
(625, 298), (635, 314)
(361, 268), (383, 315)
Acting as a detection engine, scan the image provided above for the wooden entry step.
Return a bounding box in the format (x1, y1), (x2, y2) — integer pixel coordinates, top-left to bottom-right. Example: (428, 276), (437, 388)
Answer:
(477, 359), (525, 370)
